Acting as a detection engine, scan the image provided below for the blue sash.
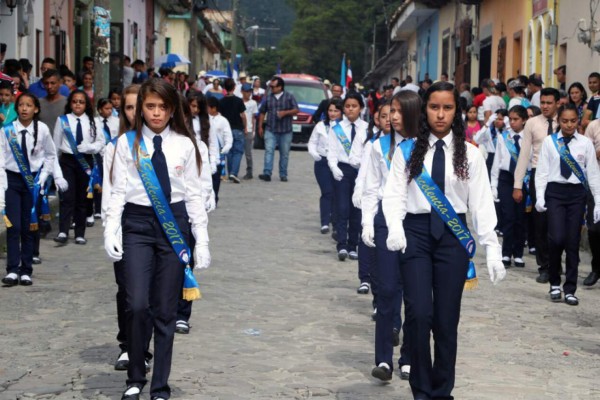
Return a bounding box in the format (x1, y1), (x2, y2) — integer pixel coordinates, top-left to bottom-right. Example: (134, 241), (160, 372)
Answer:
(502, 132), (519, 164)
(126, 131), (201, 301)
(4, 123), (41, 230)
(59, 115), (92, 174)
(332, 122), (352, 156)
(378, 134), (393, 170)
(551, 133), (589, 190)
(400, 139), (478, 289)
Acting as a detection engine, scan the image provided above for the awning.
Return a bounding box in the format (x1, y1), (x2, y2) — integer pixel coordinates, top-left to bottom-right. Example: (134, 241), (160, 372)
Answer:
(362, 41), (407, 87)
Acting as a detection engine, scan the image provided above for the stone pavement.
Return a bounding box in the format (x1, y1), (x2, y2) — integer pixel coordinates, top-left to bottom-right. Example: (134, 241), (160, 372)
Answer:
(0, 149), (599, 400)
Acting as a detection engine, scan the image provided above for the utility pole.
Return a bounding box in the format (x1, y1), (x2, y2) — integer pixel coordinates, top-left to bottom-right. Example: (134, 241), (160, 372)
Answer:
(371, 21), (376, 69)
(231, 0), (238, 66)
(92, 1), (111, 100)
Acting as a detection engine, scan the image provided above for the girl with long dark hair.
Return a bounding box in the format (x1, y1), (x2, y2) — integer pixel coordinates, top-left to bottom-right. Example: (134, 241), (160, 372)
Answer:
(382, 82), (506, 399)
(104, 78), (210, 400)
(53, 89), (103, 244)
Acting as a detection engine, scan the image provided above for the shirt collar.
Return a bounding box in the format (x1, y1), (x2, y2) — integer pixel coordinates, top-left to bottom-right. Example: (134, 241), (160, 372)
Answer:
(428, 131), (453, 148)
(142, 124), (170, 141)
(70, 112), (88, 121)
(14, 120), (33, 133)
(557, 130), (577, 140)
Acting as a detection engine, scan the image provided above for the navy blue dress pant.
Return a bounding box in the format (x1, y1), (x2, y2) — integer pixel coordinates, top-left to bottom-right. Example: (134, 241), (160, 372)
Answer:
(545, 183), (587, 295)
(59, 153), (92, 238)
(122, 202), (189, 399)
(211, 165), (224, 204)
(314, 157), (336, 227)
(529, 169), (549, 272)
(498, 171), (525, 258)
(402, 213), (469, 400)
(373, 205), (409, 371)
(333, 162), (360, 252)
(5, 171), (34, 276)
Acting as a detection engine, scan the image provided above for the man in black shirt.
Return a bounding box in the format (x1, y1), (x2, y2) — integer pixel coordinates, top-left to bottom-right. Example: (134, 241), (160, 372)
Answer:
(313, 83), (343, 122)
(219, 78), (247, 183)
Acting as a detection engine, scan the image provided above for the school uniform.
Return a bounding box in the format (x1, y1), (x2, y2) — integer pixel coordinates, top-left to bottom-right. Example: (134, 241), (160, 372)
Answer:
(491, 130), (527, 261)
(383, 133), (501, 399)
(362, 132), (410, 374)
(90, 115), (119, 217)
(327, 117), (368, 254)
(584, 121), (600, 283)
(0, 120), (56, 280)
(474, 124), (500, 176)
(514, 114), (558, 279)
(208, 113), (233, 204)
(535, 131), (600, 298)
(53, 113), (104, 239)
(106, 125), (209, 399)
(308, 121), (335, 228)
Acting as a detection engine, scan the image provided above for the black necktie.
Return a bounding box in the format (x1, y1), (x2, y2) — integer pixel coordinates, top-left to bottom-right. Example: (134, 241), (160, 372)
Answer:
(152, 135), (172, 203)
(510, 134), (520, 173)
(351, 122), (356, 142)
(20, 129), (29, 167)
(547, 118), (554, 136)
(560, 136), (573, 179)
(76, 117), (83, 145)
(430, 140), (445, 240)
(103, 119), (110, 140)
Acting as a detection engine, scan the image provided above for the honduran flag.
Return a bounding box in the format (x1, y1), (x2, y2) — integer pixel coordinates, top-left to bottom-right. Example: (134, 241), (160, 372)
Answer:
(346, 59), (353, 89)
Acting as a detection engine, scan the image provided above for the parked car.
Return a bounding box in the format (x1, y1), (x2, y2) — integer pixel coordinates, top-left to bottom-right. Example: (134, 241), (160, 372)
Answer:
(254, 73), (328, 149)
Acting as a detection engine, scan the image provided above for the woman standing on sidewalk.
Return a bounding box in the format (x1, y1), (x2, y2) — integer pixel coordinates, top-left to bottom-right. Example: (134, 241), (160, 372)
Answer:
(383, 82), (506, 400)
(104, 79), (210, 400)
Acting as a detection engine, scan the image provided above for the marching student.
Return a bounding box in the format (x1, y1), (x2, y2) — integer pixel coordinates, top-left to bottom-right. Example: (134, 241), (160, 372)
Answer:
(327, 92), (368, 262)
(491, 105), (528, 268)
(207, 96), (232, 204)
(104, 79), (211, 400)
(53, 90), (104, 244)
(535, 103), (600, 306)
(109, 88), (122, 117)
(101, 84), (148, 371)
(583, 118), (600, 286)
(0, 79), (17, 126)
(0, 92), (56, 286)
(308, 97), (342, 234)
(474, 108), (509, 175)
(362, 91), (421, 382)
(383, 82), (506, 400)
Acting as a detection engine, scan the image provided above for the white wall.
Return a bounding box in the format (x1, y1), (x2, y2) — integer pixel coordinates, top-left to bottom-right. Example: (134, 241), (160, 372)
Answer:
(124, 0), (147, 62)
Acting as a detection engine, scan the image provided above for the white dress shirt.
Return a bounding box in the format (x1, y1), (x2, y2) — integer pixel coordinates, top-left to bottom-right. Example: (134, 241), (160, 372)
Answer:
(105, 125), (209, 244)
(327, 117), (368, 170)
(197, 139), (214, 207)
(535, 131), (600, 205)
(474, 125), (501, 154)
(244, 99), (258, 136)
(362, 132), (404, 227)
(308, 121), (330, 159)
(490, 130), (521, 189)
(353, 140), (374, 209)
(531, 91), (541, 107)
(101, 140), (117, 222)
(53, 113), (105, 155)
(0, 119), (57, 175)
(95, 115), (120, 141)
(382, 132), (501, 250)
(208, 113), (233, 173)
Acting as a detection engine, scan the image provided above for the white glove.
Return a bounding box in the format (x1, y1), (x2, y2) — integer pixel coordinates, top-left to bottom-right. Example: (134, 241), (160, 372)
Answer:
(486, 117), (495, 128)
(195, 243), (211, 269)
(491, 186), (499, 202)
(361, 225), (375, 247)
(220, 149), (228, 155)
(486, 245), (506, 285)
(211, 164), (217, 175)
(352, 189), (362, 209)
(386, 226), (407, 253)
(332, 166), (343, 181)
(309, 151), (322, 162)
(594, 205), (600, 224)
(503, 116), (510, 128)
(37, 171), (49, 192)
(535, 200), (547, 213)
(77, 142), (93, 153)
(205, 191), (216, 213)
(0, 188), (5, 213)
(104, 226), (123, 262)
(55, 177), (69, 192)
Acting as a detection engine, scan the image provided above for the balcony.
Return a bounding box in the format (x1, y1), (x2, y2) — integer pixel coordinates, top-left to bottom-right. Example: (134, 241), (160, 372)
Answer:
(390, 1), (439, 41)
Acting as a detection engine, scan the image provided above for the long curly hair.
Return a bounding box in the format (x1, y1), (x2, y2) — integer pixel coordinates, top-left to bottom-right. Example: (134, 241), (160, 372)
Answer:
(64, 89), (97, 140)
(407, 81), (469, 182)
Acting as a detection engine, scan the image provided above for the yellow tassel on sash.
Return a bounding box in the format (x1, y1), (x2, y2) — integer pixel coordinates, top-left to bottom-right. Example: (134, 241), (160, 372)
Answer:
(41, 214), (51, 221)
(87, 192), (94, 199)
(464, 277), (478, 291)
(3, 214), (12, 228)
(94, 184), (102, 193)
(182, 287), (202, 301)
(29, 223), (39, 231)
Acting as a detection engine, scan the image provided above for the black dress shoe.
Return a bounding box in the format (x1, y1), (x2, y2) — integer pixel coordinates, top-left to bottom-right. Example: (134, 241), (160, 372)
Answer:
(280, 176), (288, 182)
(121, 386), (141, 400)
(565, 294), (579, 306)
(549, 288), (562, 302)
(2, 274), (18, 286)
(371, 364), (392, 381)
(53, 233), (68, 244)
(583, 271), (600, 286)
(258, 174), (271, 181)
(320, 226), (330, 234)
(536, 271), (550, 284)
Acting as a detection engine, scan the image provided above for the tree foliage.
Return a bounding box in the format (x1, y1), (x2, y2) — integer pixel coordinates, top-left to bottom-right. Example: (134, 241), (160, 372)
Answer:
(278, 0), (402, 83)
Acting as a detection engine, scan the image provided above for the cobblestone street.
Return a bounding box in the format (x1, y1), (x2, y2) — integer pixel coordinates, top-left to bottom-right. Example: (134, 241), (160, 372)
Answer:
(1, 150), (599, 400)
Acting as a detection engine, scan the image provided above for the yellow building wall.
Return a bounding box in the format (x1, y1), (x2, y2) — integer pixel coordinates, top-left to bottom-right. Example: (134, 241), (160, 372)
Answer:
(164, 19), (191, 73)
(437, 3), (457, 79)
(479, 0), (529, 81)
(523, 0), (560, 87)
